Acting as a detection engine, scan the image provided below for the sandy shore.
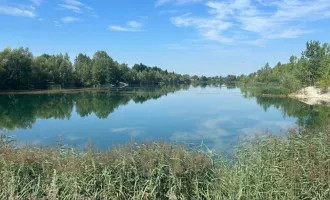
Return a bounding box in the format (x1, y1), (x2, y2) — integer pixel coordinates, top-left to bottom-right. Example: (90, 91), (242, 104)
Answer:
(290, 86), (330, 105)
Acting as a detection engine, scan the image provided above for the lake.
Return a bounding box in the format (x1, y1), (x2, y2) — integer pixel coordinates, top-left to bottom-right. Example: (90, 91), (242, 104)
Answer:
(1, 85), (329, 152)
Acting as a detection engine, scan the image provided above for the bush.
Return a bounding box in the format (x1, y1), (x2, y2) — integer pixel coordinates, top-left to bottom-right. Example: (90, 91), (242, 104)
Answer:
(260, 83), (290, 95)
(281, 74), (301, 93)
(319, 73), (330, 93)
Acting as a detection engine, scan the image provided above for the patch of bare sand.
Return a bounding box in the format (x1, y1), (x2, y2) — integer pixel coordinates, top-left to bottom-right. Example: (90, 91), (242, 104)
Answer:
(291, 86), (330, 105)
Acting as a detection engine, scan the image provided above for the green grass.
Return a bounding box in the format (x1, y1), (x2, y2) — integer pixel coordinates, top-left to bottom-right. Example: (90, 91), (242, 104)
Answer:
(1, 127), (330, 199)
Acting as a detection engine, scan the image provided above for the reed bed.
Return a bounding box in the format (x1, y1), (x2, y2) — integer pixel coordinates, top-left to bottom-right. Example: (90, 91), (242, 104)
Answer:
(1, 128), (330, 200)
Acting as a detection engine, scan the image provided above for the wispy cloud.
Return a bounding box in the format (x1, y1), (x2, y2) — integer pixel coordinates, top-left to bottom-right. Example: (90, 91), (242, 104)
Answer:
(30, 0), (43, 7)
(159, 9), (179, 15)
(59, 0), (93, 13)
(156, 0), (203, 7)
(108, 25), (143, 32)
(63, 0), (93, 10)
(171, 13), (234, 44)
(54, 20), (62, 27)
(169, 0), (330, 45)
(127, 20), (143, 29)
(108, 20), (144, 32)
(0, 5), (36, 18)
(59, 4), (81, 13)
(61, 16), (80, 23)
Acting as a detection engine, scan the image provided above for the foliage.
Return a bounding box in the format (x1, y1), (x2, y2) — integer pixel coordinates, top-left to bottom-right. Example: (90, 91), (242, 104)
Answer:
(0, 47), (33, 89)
(319, 55), (330, 92)
(0, 48), (192, 90)
(74, 53), (93, 86)
(240, 41), (330, 95)
(319, 74), (330, 93)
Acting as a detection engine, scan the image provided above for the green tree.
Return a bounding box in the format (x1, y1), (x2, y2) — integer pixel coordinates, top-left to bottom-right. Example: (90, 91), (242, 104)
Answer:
(31, 54), (52, 89)
(319, 54), (330, 91)
(281, 73), (301, 93)
(200, 76), (208, 82)
(302, 41), (326, 85)
(289, 55), (298, 71)
(0, 47), (12, 88)
(92, 51), (113, 85)
(109, 61), (124, 85)
(74, 54), (92, 86)
(0, 47), (33, 89)
(55, 53), (73, 87)
(132, 63), (148, 72)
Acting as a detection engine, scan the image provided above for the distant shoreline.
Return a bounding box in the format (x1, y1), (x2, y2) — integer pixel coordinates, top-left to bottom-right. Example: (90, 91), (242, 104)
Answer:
(0, 87), (122, 95)
(0, 86), (160, 95)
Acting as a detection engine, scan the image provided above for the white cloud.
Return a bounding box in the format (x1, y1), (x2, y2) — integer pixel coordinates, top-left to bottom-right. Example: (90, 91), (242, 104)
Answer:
(156, 0), (203, 7)
(59, 4), (81, 13)
(0, 5), (36, 18)
(171, 13), (234, 44)
(62, 0), (93, 10)
(127, 20), (143, 29)
(268, 28), (312, 39)
(54, 20), (62, 27)
(58, 0), (93, 15)
(61, 16), (80, 23)
(108, 25), (143, 32)
(108, 20), (144, 32)
(169, 0), (330, 45)
(30, 0), (43, 6)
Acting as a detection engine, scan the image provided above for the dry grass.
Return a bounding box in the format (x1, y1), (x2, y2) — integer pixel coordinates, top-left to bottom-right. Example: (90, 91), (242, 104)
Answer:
(1, 128), (330, 199)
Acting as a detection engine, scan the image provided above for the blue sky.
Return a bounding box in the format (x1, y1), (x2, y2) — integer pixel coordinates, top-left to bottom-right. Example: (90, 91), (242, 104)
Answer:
(0, 0), (330, 76)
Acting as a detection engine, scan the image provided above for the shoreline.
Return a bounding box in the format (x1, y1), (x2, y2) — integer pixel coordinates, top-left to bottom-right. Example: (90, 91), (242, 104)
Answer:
(0, 86), (161, 95)
(2, 86), (330, 107)
(0, 87), (117, 95)
(289, 86), (330, 106)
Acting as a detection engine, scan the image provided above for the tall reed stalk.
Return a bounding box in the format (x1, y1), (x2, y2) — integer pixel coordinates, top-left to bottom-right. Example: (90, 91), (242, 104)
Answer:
(0, 128), (330, 199)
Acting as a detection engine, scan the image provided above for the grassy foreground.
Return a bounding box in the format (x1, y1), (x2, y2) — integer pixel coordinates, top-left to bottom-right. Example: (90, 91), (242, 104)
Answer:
(1, 129), (330, 200)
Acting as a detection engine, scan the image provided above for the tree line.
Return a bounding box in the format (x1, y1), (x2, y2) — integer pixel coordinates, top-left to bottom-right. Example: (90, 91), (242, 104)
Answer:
(0, 47), (196, 90)
(239, 41), (330, 94)
(0, 46), (243, 90)
(5, 41), (327, 93)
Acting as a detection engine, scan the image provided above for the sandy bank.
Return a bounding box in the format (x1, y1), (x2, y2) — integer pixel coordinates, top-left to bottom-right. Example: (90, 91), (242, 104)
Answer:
(290, 86), (330, 105)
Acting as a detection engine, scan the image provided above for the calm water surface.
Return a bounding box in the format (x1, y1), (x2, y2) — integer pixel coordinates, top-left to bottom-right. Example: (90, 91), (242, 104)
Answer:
(1, 86), (329, 151)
